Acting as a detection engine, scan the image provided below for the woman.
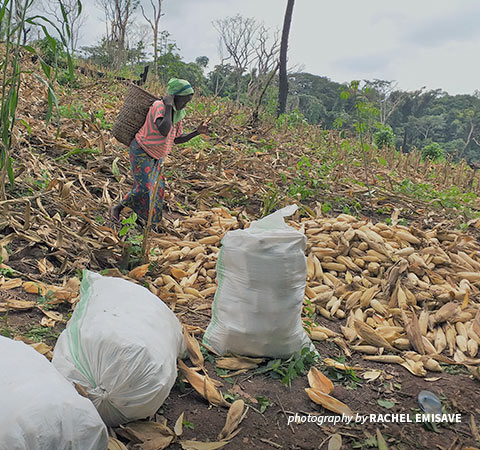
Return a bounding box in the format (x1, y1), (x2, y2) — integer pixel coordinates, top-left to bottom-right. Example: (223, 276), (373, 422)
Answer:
(110, 78), (208, 225)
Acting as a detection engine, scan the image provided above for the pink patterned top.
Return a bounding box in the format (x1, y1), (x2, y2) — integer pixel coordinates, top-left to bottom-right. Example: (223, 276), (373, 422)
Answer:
(135, 100), (183, 159)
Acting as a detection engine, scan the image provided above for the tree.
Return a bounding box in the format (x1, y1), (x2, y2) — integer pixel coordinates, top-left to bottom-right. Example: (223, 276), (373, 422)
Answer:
(213, 14), (258, 100)
(364, 79), (408, 125)
(213, 14), (280, 109)
(410, 114), (446, 142)
(82, 35), (146, 68)
(246, 24), (280, 102)
(207, 63), (237, 98)
(140, 0), (162, 80)
(42, 0), (85, 55)
(154, 38), (207, 92)
(277, 0), (294, 116)
(96, 0), (139, 69)
(195, 56), (209, 68)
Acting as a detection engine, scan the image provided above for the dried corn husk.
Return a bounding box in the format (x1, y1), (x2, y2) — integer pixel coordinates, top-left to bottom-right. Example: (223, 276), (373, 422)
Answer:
(305, 388), (353, 417)
(307, 367), (334, 394)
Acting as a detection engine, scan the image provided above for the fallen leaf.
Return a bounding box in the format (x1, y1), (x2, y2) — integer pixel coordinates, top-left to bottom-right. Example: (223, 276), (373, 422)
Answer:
(377, 399), (395, 409)
(180, 441), (229, 450)
(216, 356), (263, 370)
(323, 358), (360, 371)
(376, 428), (389, 450)
(401, 359), (426, 377)
(183, 329), (204, 367)
(121, 421), (175, 450)
(128, 263), (150, 280)
(305, 388), (353, 417)
(178, 360), (229, 407)
(29, 342), (53, 360)
(53, 288), (77, 300)
(175, 412), (185, 437)
(307, 367), (334, 394)
(107, 437), (128, 450)
(38, 258), (54, 274)
(231, 385), (257, 404)
(64, 277), (81, 292)
(218, 399), (246, 440)
(1, 299), (36, 310)
(40, 317), (56, 327)
(328, 433), (342, 450)
(23, 281), (48, 295)
(470, 415), (480, 442)
(362, 370), (382, 382)
(2, 278), (23, 289)
(218, 369), (248, 378)
(40, 309), (63, 322)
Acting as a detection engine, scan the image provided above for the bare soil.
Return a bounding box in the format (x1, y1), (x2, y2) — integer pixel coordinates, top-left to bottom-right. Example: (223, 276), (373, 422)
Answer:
(3, 291), (479, 450)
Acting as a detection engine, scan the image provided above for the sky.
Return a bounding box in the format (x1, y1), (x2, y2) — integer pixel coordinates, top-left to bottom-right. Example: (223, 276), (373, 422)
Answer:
(75, 0), (480, 96)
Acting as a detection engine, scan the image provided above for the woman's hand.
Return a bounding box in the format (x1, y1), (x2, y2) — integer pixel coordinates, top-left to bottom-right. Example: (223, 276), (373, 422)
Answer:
(196, 122), (209, 135)
(163, 94), (175, 107)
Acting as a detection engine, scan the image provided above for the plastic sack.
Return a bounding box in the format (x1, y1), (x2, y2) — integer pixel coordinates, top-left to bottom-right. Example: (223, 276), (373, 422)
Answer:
(203, 205), (312, 358)
(0, 336), (108, 450)
(53, 270), (185, 427)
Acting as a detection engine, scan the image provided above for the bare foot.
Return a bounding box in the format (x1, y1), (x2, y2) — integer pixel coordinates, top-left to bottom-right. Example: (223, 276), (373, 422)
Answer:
(109, 204), (123, 223)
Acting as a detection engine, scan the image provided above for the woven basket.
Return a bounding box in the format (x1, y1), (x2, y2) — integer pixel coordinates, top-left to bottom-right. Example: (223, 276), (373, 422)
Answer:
(112, 83), (159, 146)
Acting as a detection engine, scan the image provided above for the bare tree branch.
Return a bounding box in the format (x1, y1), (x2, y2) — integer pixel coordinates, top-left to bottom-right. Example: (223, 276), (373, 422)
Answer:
(140, 0), (162, 79)
(95, 0), (139, 68)
(213, 14), (280, 103)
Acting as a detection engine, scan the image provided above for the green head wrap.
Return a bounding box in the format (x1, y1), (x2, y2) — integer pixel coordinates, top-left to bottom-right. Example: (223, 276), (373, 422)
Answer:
(166, 78), (194, 124)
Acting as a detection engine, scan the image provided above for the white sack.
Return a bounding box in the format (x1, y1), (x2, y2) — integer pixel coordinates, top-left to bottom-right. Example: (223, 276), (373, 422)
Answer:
(53, 270), (185, 426)
(203, 205), (312, 358)
(0, 336), (108, 450)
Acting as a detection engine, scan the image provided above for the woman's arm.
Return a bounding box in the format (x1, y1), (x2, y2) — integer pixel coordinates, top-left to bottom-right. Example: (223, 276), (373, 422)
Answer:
(174, 122), (209, 144)
(174, 130), (200, 144)
(155, 95), (174, 137)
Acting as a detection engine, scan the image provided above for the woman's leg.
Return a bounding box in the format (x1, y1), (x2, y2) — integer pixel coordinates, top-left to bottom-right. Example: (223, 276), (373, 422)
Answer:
(117, 139), (156, 222)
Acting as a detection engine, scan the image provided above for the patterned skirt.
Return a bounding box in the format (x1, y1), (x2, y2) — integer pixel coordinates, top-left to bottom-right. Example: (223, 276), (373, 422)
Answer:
(122, 139), (165, 224)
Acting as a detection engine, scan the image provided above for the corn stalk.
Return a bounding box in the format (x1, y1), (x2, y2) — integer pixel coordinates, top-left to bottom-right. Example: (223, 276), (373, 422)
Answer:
(0, 0), (80, 200)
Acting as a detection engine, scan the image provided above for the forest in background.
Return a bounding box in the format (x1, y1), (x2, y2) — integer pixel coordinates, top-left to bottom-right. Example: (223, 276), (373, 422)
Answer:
(6, 0), (476, 167)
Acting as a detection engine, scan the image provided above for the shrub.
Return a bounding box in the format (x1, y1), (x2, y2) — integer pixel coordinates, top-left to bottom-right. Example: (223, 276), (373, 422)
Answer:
(374, 126), (395, 149)
(422, 142), (444, 161)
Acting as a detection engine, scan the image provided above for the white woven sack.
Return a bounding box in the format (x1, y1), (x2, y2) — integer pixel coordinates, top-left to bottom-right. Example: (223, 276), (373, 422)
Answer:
(203, 205), (312, 358)
(0, 336), (108, 450)
(53, 270), (185, 426)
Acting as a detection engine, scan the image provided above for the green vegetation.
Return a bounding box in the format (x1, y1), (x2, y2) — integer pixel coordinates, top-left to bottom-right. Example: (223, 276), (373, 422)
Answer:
(37, 290), (56, 310)
(0, 0), (78, 198)
(288, 75), (480, 165)
(182, 420), (195, 430)
(422, 142), (444, 161)
(25, 326), (60, 342)
(254, 347), (319, 387)
(324, 356), (362, 390)
(256, 396), (270, 413)
(119, 213), (143, 268)
(374, 125), (395, 149)
(59, 102), (112, 130)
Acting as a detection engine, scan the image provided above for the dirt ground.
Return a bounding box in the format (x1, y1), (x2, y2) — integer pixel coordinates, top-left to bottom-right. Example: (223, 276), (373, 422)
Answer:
(2, 53), (480, 450)
(2, 288), (479, 450)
